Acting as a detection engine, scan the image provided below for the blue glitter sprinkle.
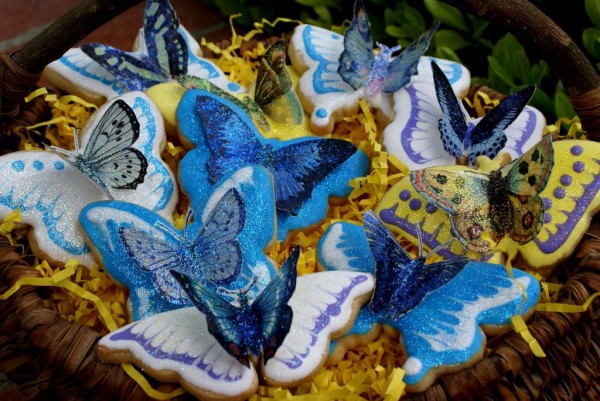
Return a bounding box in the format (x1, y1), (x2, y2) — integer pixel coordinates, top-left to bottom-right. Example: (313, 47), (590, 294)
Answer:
(12, 160), (25, 172)
(316, 108), (328, 118)
(54, 161), (65, 170)
(228, 82), (241, 92)
(33, 160), (44, 171)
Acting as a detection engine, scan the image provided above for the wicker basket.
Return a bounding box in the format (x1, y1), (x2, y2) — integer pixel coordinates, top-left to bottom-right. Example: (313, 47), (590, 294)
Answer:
(1, 1), (599, 400)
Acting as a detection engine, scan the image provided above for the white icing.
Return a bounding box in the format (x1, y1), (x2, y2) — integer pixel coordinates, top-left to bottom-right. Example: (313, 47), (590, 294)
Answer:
(403, 357), (423, 376)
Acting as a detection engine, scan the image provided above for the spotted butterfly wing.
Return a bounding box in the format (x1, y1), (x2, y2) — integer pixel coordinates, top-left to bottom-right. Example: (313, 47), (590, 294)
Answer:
(197, 95), (358, 213)
(337, 0), (374, 90)
(363, 211), (467, 319)
(382, 23), (438, 94)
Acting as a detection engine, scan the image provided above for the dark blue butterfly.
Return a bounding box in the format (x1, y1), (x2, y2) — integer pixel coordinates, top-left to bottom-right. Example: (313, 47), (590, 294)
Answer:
(118, 187), (245, 304)
(81, 0), (187, 90)
(196, 95), (359, 213)
(363, 210), (468, 320)
(171, 246), (299, 366)
(432, 61), (536, 166)
(48, 99), (148, 193)
(338, 0), (438, 96)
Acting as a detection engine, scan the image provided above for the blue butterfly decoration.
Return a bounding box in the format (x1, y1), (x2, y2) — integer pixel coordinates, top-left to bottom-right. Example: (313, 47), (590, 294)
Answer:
(119, 187), (245, 304)
(338, 0), (438, 96)
(177, 90), (369, 239)
(80, 166), (277, 320)
(363, 211), (468, 319)
(432, 61), (536, 165)
(48, 99), (147, 194)
(172, 246), (299, 366)
(318, 215), (541, 389)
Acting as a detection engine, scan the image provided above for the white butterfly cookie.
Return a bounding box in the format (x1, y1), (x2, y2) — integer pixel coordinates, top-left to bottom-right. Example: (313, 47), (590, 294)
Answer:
(0, 92), (177, 267)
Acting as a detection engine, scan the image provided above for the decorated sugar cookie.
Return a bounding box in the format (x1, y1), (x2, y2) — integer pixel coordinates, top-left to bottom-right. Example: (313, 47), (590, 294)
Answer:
(43, 0), (242, 106)
(288, 0), (438, 134)
(318, 215), (540, 391)
(98, 268), (374, 400)
(376, 137), (600, 269)
(80, 166), (276, 319)
(0, 92), (177, 267)
(383, 60), (544, 169)
(177, 90), (369, 239)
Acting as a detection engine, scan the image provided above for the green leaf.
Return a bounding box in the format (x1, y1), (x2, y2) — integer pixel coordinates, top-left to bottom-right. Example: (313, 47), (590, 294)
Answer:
(530, 89), (556, 120)
(488, 56), (516, 87)
(386, 25), (406, 38)
(511, 50), (531, 83)
(554, 90), (577, 119)
(295, 0), (336, 7)
(434, 47), (462, 63)
(423, 0), (468, 32)
(583, 27), (600, 58)
(434, 29), (470, 50)
(586, 0), (600, 27)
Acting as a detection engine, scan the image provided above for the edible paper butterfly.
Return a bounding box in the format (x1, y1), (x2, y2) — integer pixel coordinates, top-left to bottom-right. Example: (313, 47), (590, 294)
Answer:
(254, 39), (304, 125)
(119, 187), (245, 304)
(196, 94), (359, 213)
(363, 211), (467, 319)
(432, 61), (536, 166)
(338, 0), (438, 96)
(411, 135), (554, 253)
(49, 99), (147, 194)
(172, 246), (299, 366)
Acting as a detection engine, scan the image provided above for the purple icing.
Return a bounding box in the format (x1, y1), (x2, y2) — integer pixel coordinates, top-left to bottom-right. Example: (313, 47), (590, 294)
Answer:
(573, 161), (585, 173)
(553, 187), (566, 199)
(425, 203), (437, 214)
(560, 174), (572, 186)
(274, 274), (368, 370)
(535, 159), (600, 253)
(401, 85), (428, 164)
(543, 197), (552, 210)
(570, 145), (583, 155)
(109, 322), (244, 382)
(409, 198), (422, 211)
(544, 213), (551, 224)
(400, 189), (411, 201)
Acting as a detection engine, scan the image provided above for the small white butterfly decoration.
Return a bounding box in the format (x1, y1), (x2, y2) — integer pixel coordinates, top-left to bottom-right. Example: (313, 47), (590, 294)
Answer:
(43, 0), (242, 105)
(382, 61), (545, 170)
(0, 92), (177, 267)
(98, 270), (374, 400)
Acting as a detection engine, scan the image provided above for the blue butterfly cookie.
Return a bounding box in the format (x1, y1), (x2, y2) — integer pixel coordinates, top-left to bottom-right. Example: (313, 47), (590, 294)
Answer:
(43, 0), (242, 106)
(318, 213), (540, 391)
(0, 92), (177, 267)
(288, 0), (436, 134)
(177, 90), (369, 240)
(80, 166), (277, 320)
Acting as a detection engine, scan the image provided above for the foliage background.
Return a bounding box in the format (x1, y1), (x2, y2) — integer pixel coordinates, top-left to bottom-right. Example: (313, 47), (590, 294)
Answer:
(201, 0), (598, 122)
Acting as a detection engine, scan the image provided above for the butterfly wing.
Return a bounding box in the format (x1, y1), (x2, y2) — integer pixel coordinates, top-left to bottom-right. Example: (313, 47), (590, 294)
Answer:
(178, 74), (270, 132)
(382, 23), (438, 94)
(337, 0), (374, 90)
(253, 247), (299, 362)
(501, 134), (554, 195)
(271, 138), (358, 212)
(143, 0), (188, 78)
(254, 40), (304, 125)
(82, 99), (148, 190)
(196, 95), (263, 183)
(363, 210), (414, 316)
(431, 61), (468, 159)
(172, 271), (250, 366)
(505, 193), (545, 244)
(80, 43), (166, 91)
(469, 86), (535, 165)
(188, 188), (245, 285)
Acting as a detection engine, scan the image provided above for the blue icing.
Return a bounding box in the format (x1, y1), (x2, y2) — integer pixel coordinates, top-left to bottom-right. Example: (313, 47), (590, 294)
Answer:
(320, 222), (540, 387)
(59, 51), (125, 94)
(80, 166), (276, 320)
(33, 160), (44, 171)
(54, 161), (65, 170)
(318, 222), (375, 273)
(12, 160), (25, 171)
(177, 89), (369, 240)
(316, 108), (328, 118)
(228, 82), (241, 92)
(133, 96), (174, 211)
(302, 25), (347, 95)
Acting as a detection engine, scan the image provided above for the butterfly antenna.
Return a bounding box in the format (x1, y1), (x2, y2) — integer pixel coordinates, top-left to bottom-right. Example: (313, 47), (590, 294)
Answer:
(73, 127), (81, 153)
(415, 221), (424, 257)
(424, 238), (456, 259)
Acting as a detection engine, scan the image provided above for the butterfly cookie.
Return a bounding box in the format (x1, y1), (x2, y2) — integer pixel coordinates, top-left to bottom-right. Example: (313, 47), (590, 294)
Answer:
(177, 90), (369, 240)
(318, 215), (540, 391)
(0, 92), (177, 267)
(43, 0), (242, 106)
(383, 61), (544, 170)
(288, 0), (436, 134)
(98, 263), (374, 400)
(80, 166), (276, 319)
